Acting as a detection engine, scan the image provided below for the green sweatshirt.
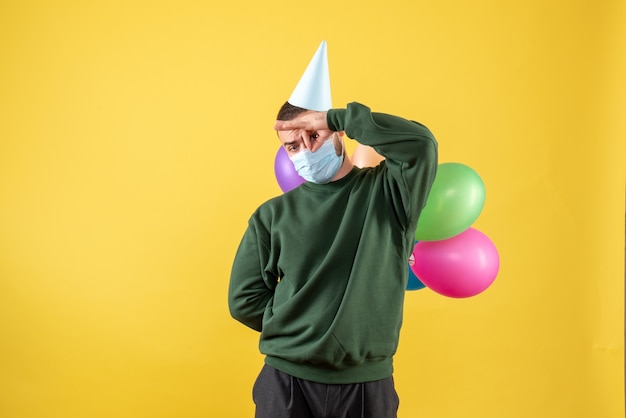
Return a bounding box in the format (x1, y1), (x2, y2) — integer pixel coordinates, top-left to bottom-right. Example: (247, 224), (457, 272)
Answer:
(228, 102), (438, 384)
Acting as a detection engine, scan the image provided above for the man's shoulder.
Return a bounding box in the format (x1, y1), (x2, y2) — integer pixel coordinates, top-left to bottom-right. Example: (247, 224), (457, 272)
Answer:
(252, 190), (294, 217)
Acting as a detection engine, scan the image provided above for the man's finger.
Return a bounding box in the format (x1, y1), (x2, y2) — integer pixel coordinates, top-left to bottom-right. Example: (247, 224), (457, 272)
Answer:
(274, 120), (297, 131)
(301, 130), (312, 150)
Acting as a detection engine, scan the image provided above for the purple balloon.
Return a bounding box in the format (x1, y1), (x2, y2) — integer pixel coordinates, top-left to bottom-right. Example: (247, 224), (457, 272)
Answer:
(412, 228), (499, 298)
(274, 146), (305, 192)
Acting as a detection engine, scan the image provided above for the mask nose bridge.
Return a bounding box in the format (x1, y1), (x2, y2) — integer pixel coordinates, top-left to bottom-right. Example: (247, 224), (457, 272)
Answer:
(310, 133), (336, 153)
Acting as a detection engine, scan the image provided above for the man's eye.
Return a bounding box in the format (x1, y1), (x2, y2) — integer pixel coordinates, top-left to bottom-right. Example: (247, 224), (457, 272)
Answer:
(311, 133), (319, 140)
(288, 144), (299, 152)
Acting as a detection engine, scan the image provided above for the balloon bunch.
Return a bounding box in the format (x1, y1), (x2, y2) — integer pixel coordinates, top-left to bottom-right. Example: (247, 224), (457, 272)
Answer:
(410, 162), (499, 298)
(274, 144), (500, 298)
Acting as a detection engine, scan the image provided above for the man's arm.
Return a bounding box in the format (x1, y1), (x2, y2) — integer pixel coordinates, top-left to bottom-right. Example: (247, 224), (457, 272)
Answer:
(331, 102), (438, 233)
(228, 220), (276, 332)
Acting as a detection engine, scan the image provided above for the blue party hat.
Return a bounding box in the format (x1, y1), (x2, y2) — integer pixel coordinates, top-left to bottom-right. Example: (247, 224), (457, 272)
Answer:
(288, 41), (332, 111)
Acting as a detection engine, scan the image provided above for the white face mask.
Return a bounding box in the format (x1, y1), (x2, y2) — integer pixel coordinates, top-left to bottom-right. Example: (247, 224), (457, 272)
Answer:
(289, 135), (344, 184)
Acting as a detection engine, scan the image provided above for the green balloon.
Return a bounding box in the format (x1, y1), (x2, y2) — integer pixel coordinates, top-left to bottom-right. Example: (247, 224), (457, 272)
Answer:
(415, 162), (485, 241)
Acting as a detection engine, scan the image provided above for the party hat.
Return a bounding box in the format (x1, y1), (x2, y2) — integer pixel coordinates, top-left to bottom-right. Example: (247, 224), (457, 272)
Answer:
(288, 40), (332, 111)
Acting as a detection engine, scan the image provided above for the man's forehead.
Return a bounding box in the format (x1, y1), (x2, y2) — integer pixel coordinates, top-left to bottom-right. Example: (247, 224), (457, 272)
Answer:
(277, 129), (302, 144)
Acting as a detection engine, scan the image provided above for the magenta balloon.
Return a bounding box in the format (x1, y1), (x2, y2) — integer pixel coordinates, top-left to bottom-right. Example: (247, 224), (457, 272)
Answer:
(274, 146), (306, 192)
(412, 228), (499, 298)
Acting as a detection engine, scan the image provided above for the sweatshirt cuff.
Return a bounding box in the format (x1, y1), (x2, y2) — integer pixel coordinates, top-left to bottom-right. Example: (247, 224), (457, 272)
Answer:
(327, 108), (347, 132)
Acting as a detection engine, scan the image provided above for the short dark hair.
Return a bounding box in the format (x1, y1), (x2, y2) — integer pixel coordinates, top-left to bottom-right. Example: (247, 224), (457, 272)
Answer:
(276, 101), (308, 121)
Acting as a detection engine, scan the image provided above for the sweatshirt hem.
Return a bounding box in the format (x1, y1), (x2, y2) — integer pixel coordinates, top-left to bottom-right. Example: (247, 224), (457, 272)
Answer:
(264, 355), (393, 385)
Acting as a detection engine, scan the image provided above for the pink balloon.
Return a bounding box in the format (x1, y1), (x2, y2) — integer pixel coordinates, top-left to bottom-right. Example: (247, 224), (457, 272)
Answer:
(274, 146), (305, 192)
(412, 228), (499, 298)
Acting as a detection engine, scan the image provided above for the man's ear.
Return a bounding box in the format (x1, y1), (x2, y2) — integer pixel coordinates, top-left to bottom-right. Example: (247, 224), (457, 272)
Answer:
(333, 131), (345, 156)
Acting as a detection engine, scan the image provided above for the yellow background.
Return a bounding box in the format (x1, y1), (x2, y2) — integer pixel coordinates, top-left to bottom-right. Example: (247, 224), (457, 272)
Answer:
(1, 1), (624, 417)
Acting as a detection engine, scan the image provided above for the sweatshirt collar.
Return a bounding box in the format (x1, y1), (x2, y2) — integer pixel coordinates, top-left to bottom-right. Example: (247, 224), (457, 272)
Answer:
(300, 167), (360, 192)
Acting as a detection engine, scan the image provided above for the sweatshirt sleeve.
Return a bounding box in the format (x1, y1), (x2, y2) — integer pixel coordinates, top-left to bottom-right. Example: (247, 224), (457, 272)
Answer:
(327, 102), (438, 233)
(228, 215), (277, 332)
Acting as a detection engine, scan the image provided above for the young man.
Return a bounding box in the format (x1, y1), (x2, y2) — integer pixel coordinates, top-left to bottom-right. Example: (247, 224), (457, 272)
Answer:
(228, 42), (438, 417)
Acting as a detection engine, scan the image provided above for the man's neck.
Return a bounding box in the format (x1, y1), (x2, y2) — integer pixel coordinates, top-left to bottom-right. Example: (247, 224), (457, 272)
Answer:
(331, 156), (354, 182)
